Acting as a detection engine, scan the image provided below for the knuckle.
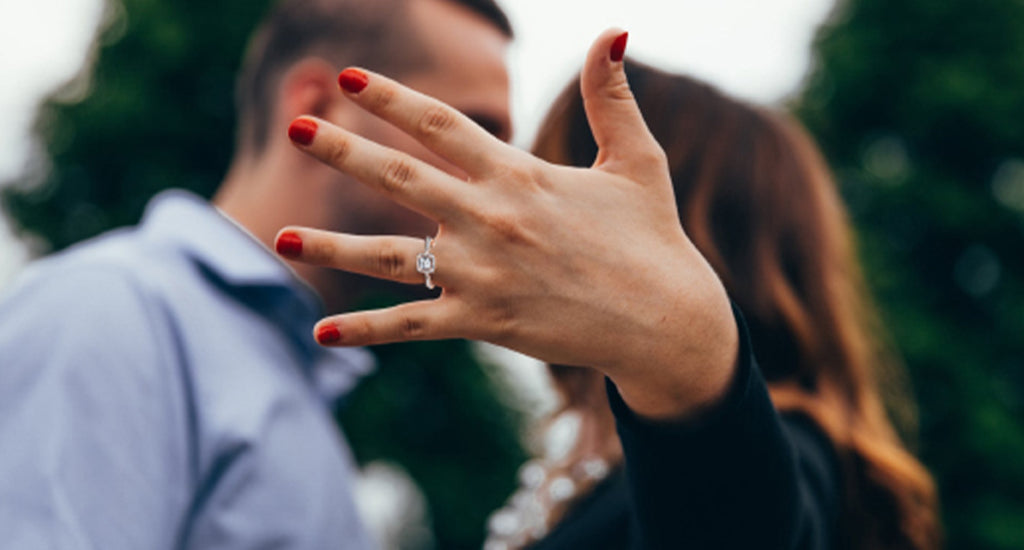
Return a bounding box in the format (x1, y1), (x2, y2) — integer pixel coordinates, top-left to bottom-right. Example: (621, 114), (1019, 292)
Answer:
(375, 244), (407, 278)
(605, 71), (635, 102)
(471, 265), (503, 289)
(484, 210), (528, 245)
(416, 105), (457, 140)
(368, 85), (397, 112)
(583, 72), (633, 103)
(492, 160), (540, 191)
(637, 147), (669, 170)
(326, 137), (351, 166)
(607, 82), (635, 102)
(379, 159), (416, 193)
(309, 237), (338, 264)
(525, 163), (554, 191)
(486, 301), (517, 343)
(399, 315), (426, 339)
(352, 317), (375, 345)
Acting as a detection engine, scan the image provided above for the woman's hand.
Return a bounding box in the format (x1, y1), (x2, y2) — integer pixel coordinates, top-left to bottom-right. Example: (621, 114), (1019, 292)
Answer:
(277, 29), (738, 420)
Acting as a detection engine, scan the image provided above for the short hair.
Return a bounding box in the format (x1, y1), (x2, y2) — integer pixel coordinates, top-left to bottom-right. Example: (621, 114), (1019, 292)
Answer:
(235, 0), (513, 154)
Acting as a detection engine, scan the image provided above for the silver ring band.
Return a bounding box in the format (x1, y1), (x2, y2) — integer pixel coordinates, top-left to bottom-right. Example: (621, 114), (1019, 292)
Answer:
(416, 236), (437, 289)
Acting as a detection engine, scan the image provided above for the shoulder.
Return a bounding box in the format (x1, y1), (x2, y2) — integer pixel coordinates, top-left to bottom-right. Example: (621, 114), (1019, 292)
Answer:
(779, 411), (844, 544)
(780, 412), (840, 467)
(0, 228), (187, 367)
(779, 411), (842, 492)
(0, 229), (197, 475)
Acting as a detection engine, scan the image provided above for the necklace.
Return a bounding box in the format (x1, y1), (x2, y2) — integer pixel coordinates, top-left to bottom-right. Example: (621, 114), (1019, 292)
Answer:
(483, 455), (611, 550)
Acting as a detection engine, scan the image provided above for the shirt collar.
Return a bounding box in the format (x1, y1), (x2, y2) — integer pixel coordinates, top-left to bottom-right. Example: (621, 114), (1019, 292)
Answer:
(139, 189), (375, 404)
(141, 189), (302, 291)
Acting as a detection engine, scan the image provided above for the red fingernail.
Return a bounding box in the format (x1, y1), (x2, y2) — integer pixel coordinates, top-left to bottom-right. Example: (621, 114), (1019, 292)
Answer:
(316, 324), (342, 345)
(338, 68), (369, 94)
(610, 32), (629, 63)
(276, 231), (303, 258)
(288, 118), (318, 146)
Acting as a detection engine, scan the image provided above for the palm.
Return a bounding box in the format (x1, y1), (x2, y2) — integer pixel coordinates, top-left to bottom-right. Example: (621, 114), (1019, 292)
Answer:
(279, 29), (738, 418)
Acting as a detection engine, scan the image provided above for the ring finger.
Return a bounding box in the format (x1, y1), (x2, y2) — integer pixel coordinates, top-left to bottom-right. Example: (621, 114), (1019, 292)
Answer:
(275, 227), (448, 287)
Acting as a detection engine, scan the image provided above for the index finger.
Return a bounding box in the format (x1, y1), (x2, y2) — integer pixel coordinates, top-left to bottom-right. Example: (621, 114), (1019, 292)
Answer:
(337, 67), (508, 177)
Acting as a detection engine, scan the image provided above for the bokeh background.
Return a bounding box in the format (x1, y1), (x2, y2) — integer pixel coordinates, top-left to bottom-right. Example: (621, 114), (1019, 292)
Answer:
(1, 0), (1022, 548)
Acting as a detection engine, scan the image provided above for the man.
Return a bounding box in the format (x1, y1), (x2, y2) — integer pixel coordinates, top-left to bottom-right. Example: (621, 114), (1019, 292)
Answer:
(0, 0), (513, 547)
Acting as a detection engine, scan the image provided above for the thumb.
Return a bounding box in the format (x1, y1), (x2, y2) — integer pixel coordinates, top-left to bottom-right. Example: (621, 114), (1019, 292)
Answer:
(580, 29), (661, 173)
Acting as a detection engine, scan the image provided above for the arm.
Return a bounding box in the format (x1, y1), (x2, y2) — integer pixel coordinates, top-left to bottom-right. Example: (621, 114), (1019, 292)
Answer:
(608, 306), (841, 549)
(271, 27), (835, 547)
(0, 265), (190, 550)
(273, 28), (739, 420)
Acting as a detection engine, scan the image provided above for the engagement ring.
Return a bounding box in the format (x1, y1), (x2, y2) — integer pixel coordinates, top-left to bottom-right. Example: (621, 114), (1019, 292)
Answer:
(416, 236), (437, 289)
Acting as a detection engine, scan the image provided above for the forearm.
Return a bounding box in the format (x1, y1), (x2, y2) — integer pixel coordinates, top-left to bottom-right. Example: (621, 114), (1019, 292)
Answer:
(605, 256), (739, 421)
(608, 306), (840, 549)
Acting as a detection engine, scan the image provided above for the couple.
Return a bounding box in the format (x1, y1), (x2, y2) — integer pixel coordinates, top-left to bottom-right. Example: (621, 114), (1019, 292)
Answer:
(0, 0), (938, 548)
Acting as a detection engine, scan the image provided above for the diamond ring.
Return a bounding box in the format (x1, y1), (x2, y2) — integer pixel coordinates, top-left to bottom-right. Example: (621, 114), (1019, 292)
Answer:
(416, 236), (437, 289)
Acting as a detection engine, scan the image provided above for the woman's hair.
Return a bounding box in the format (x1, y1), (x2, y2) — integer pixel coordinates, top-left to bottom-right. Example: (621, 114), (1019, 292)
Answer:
(530, 61), (941, 550)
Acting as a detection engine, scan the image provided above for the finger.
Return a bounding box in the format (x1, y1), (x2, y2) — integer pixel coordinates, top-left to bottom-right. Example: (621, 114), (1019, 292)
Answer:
(336, 67), (509, 177)
(288, 116), (468, 221)
(580, 29), (663, 173)
(313, 300), (459, 347)
(274, 227), (433, 285)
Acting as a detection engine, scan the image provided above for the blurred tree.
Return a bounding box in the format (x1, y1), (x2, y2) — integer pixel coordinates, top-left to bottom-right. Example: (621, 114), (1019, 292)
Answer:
(2, 1), (525, 548)
(796, 0), (1024, 548)
(3, 0), (270, 249)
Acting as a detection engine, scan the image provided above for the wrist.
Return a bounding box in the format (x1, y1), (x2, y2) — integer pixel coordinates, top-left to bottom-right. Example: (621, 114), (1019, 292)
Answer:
(610, 292), (740, 421)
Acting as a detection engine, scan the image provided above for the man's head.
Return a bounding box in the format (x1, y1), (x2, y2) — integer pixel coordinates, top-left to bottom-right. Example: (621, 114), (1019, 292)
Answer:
(218, 0), (513, 309)
(235, 0), (513, 156)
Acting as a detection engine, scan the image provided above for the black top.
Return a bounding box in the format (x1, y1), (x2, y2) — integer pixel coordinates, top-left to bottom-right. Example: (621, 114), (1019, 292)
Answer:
(532, 308), (842, 550)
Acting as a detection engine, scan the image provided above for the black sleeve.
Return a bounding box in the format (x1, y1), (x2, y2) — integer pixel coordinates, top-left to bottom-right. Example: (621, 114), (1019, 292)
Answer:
(607, 305), (842, 549)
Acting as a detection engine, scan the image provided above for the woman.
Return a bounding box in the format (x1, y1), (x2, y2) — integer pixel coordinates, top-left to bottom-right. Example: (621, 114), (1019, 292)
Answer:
(484, 63), (941, 550)
(276, 30), (939, 548)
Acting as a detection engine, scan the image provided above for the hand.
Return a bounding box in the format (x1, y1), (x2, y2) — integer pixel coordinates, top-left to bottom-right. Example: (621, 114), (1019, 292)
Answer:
(277, 30), (738, 420)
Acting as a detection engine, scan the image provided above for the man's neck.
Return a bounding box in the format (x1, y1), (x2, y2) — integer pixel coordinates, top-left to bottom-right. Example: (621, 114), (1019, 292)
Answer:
(214, 158), (286, 251)
(212, 154), (426, 314)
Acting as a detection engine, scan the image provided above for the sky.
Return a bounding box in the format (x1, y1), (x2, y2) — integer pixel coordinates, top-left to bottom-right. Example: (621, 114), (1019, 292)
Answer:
(0, 0), (836, 289)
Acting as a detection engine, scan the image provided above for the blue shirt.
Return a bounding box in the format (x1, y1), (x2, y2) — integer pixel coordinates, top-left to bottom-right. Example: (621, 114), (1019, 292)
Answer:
(0, 190), (376, 549)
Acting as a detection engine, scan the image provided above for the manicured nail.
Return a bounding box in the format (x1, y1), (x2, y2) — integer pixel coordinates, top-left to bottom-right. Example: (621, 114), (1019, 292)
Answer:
(610, 32), (629, 63)
(288, 118), (317, 146)
(316, 324), (342, 345)
(276, 231), (303, 258)
(338, 68), (369, 94)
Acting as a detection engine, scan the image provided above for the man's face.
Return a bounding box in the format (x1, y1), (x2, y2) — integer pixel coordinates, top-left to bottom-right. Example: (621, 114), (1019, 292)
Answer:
(331, 0), (511, 238)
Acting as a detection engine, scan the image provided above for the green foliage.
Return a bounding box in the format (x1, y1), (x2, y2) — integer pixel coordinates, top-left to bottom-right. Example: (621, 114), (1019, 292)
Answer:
(795, 0), (1024, 548)
(2, 0), (272, 250)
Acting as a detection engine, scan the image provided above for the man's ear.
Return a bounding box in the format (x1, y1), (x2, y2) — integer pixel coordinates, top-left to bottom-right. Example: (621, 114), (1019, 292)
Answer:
(279, 57), (341, 121)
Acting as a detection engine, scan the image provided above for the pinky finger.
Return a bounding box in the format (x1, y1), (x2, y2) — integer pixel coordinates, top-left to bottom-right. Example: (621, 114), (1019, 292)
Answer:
(313, 300), (459, 347)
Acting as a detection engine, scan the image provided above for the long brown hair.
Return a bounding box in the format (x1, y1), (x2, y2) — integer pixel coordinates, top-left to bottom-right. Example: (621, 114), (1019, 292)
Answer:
(531, 61), (941, 550)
